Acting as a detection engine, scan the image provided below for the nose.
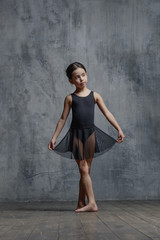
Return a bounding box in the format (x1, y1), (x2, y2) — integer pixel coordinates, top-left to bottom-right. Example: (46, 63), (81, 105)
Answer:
(80, 76), (84, 81)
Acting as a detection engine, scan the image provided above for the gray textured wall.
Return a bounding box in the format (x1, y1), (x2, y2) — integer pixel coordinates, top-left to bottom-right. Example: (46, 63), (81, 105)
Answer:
(0, 0), (160, 202)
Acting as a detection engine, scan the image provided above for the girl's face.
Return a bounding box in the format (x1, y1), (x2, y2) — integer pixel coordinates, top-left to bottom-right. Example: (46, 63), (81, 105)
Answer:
(69, 67), (88, 88)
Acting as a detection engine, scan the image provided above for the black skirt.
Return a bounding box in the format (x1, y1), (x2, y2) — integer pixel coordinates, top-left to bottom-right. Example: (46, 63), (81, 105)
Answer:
(53, 125), (117, 160)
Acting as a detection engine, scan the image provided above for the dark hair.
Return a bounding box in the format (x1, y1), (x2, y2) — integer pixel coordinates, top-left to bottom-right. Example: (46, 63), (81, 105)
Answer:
(65, 62), (87, 80)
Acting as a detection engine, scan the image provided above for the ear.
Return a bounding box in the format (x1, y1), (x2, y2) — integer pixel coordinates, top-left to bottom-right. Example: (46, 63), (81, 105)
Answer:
(69, 78), (73, 84)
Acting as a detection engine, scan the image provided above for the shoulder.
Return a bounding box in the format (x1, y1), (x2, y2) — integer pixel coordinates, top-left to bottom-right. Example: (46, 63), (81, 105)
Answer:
(93, 91), (103, 104)
(64, 94), (72, 107)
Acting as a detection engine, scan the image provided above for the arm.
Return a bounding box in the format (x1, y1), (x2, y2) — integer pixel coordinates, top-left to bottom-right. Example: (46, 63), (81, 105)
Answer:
(94, 92), (125, 143)
(48, 94), (72, 150)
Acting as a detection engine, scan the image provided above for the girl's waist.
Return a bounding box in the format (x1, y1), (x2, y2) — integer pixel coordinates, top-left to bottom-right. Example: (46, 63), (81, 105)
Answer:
(70, 122), (95, 129)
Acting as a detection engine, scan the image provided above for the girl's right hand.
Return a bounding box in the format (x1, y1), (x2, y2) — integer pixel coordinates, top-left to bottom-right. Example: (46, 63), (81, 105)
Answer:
(48, 138), (56, 150)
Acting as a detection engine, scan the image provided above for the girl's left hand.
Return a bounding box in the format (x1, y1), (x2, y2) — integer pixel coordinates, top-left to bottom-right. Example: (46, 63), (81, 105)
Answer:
(117, 130), (125, 143)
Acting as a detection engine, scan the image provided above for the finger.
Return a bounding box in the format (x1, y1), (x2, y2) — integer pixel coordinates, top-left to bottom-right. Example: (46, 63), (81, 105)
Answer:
(48, 144), (53, 150)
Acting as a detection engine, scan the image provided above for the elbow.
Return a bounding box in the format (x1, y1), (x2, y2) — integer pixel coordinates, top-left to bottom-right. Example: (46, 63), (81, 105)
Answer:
(59, 117), (66, 124)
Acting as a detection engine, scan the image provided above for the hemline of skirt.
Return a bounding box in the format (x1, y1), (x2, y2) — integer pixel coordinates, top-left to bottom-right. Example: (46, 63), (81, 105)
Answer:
(53, 145), (117, 160)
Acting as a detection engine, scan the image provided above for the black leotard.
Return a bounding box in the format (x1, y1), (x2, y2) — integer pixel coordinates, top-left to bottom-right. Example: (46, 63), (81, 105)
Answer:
(70, 90), (95, 129)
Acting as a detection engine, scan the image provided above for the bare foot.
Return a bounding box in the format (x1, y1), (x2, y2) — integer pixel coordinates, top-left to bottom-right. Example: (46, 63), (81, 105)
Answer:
(75, 202), (98, 213)
(75, 201), (86, 210)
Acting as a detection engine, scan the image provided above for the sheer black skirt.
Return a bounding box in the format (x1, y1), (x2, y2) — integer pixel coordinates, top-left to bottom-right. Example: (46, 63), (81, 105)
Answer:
(53, 125), (117, 160)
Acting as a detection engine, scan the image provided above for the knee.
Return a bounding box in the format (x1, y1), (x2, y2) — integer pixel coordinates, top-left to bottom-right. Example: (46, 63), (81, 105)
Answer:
(79, 161), (90, 176)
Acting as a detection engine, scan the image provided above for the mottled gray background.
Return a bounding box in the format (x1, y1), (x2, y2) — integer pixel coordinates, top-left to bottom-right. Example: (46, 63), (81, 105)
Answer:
(0, 0), (160, 202)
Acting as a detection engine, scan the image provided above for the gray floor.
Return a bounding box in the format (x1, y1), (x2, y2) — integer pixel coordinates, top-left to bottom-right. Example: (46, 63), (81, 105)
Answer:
(0, 200), (160, 240)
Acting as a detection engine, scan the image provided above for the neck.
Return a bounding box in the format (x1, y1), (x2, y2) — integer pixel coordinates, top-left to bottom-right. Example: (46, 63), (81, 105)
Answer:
(75, 86), (88, 93)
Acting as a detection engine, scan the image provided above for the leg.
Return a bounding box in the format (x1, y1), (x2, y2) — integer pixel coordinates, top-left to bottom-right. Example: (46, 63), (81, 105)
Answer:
(72, 136), (86, 208)
(73, 131), (97, 212)
(75, 159), (98, 212)
(75, 158), (92, 210)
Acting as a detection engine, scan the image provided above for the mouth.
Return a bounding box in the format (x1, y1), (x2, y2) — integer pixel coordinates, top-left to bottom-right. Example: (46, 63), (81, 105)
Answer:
(81, 82), (85, 85)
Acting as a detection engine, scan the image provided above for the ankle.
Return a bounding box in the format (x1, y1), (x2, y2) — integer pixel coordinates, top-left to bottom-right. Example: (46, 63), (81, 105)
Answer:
(78, 200), (86, 204)
(88, 201), (97, 205)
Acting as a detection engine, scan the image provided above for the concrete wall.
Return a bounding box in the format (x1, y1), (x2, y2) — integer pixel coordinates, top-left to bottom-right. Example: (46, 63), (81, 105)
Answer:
(0, 0), (159, 201)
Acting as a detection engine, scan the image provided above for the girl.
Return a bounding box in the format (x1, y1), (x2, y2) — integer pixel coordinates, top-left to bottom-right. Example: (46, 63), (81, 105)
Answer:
(48, 62), (125, 213)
